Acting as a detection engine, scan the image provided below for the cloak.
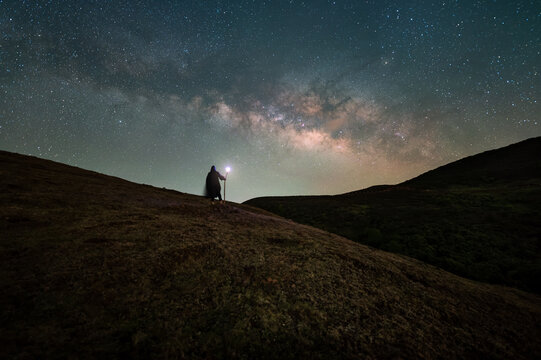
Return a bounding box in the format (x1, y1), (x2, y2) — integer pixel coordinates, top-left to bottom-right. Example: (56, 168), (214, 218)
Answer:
(205, 167), (225, 198)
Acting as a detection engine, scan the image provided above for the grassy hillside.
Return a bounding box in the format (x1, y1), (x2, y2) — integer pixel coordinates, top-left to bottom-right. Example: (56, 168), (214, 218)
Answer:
(246, 137), (541, 294)
(1, 150), (540, 359)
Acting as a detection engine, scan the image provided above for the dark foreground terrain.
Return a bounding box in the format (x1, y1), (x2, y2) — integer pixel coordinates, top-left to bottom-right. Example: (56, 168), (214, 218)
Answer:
(1, 150), (540, 359)
(246, 137), (541, 294)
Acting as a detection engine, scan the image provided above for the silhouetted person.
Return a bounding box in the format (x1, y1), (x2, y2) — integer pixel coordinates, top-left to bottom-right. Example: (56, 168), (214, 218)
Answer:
(205, 165), (226, 201)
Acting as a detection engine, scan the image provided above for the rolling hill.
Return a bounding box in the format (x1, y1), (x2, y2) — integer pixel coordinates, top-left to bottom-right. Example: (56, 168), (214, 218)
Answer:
(1, 150), (540, 359)
(245, 137), (541, 294)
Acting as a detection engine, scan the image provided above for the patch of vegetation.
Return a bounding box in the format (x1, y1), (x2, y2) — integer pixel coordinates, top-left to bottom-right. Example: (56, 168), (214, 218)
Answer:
(247, 184), (541, 294)
(247, 138), (541, 294)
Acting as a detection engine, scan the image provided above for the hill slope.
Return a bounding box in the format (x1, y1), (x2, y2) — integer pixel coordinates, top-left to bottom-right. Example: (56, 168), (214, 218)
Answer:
(1, 150), (540, 359)
(245, 137), (541, 294)
(403, 136), (541, 188)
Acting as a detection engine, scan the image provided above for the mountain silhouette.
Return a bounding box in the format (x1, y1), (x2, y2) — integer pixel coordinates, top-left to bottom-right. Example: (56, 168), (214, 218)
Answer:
(406, 136), (541, 187)
(1, 149), (540, 359)
(246, 137), (541, 294)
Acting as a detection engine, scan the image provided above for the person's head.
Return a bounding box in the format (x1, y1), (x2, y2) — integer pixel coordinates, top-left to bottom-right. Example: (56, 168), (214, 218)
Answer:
(211, 165), (216, 172)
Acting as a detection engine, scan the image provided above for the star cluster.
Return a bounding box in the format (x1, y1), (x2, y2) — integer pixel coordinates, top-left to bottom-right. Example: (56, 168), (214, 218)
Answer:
(1, 0), (539, 201)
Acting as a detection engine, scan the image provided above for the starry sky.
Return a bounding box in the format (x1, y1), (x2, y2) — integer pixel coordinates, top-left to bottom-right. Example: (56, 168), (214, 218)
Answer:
(1, 1), (539, 202)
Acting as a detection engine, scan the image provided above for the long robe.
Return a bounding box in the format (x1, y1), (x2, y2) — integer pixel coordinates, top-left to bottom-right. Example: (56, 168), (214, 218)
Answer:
(205, 169), (226, 199)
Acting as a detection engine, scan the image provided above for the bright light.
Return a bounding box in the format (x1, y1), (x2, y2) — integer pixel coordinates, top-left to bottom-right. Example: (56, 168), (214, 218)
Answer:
(225, 166), (231, 173)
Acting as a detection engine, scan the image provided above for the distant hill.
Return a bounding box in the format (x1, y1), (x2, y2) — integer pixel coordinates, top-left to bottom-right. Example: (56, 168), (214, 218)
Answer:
(405, 136), (541, 188)
(246, 137), (541, 294)
(1, 150), (540, 359)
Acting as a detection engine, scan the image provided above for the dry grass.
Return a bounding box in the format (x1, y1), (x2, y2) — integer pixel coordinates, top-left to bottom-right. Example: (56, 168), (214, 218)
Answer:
(1, 150), (540, 359)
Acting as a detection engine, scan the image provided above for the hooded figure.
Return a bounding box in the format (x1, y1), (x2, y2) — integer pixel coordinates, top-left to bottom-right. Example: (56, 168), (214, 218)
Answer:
(205, 165), (226, 201)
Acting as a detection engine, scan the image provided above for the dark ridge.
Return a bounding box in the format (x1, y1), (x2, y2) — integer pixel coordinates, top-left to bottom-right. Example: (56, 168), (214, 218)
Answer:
(403, 136), (541, 188)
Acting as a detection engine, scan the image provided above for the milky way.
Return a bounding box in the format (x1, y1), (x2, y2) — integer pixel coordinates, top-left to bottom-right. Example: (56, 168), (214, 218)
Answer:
(1, 1), (539, 202)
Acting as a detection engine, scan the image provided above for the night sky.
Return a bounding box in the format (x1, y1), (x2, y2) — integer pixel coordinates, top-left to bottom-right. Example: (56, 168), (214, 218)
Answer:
(1, 1), (539, 202)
